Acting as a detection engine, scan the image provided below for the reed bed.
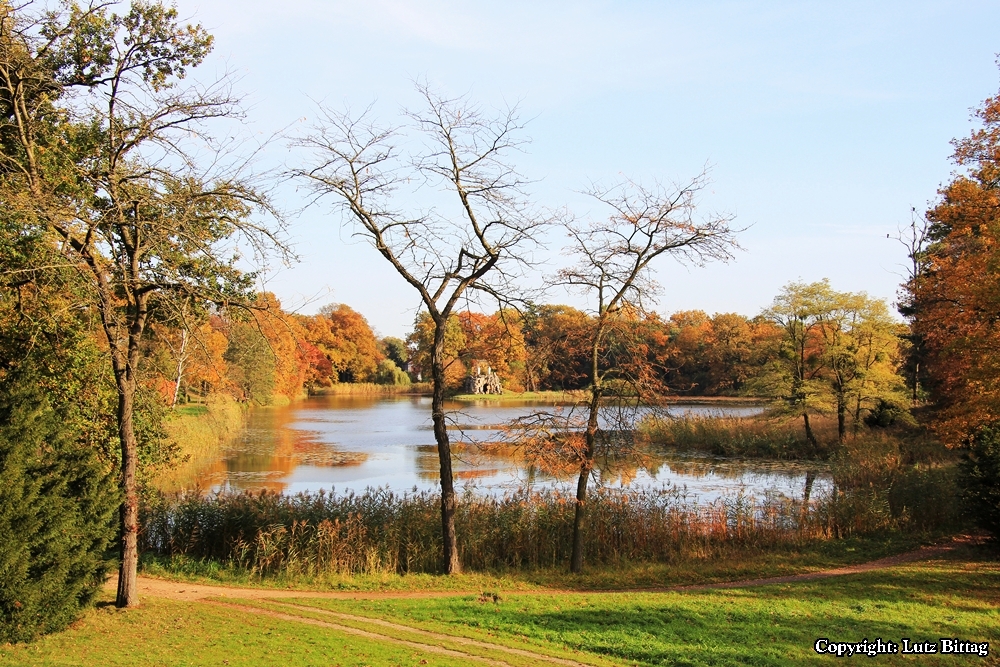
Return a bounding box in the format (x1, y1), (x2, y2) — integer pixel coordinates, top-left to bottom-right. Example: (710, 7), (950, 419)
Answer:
(311, 383), (431, 396)
(821, 433), (961, 537)
(141, 486), (861, 577)
(640, 414), (835, 459)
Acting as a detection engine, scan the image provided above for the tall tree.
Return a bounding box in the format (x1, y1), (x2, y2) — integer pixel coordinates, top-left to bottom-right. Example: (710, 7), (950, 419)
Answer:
(292, 86), (549, 573)
(760, 280), (837, 446)
(0, 2), (283, 606)
(905, 77), (1000, 444)
(761, 281), (906, 444)
(556, 175), (739, 572)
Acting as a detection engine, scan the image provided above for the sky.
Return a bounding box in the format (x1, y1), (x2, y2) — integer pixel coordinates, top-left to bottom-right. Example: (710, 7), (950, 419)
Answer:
(184, 0), (1000, 338)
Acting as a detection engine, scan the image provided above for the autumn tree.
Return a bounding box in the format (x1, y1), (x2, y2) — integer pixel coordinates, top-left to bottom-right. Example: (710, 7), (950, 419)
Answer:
(406, 311), (467, 389)
(520, 304), (591, 391)
(455, 310), (527, 391)
(704, 313), (780, 395)
(0, 2), (283, 606)
(555, 175), (739, 573)
(292, 87), (549, 573)
(320, 303), (383, 383)
(761, 281), (906, 444)
(904, 77), (1000, 444)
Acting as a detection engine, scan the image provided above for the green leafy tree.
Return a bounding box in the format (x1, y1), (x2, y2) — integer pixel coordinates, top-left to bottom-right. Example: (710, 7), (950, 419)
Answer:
(759, 280), (839, 446)
(760, 281), (907, 444)
(0, 2), (283, 606)
(380, 336), (408, 371)
(0, 234), (118, 641)
(224, 321), (277, 404)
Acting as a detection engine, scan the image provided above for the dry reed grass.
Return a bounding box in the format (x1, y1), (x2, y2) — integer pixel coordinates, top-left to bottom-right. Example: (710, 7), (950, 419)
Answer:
(312, 383), (431, 396)
(141, 483), (910, 577)
(640, 414), (837, 459)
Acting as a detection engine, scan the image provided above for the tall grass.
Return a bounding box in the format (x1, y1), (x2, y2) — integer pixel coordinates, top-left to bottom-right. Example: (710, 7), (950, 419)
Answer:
(312, 382), (431, 395)
(141, 486), (854, 577)
(640, 415), (834, 459)
(141, 428), (963, 578)
(156, 394), (244, 492)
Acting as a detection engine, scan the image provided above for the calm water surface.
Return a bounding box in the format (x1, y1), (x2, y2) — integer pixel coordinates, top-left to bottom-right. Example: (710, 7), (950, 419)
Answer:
(189, 395), (830, 503)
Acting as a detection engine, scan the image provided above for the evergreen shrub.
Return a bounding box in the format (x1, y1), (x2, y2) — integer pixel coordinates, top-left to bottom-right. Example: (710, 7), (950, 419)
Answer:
(959, 423), (1000, 541)
(0, 381), (118, 643)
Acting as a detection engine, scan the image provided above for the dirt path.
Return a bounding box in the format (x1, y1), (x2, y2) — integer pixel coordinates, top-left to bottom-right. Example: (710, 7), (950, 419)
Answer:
(111, 538), (968, 602)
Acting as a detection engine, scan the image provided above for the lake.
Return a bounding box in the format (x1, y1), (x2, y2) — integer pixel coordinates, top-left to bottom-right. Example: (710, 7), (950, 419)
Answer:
(185, 395), (830, 503)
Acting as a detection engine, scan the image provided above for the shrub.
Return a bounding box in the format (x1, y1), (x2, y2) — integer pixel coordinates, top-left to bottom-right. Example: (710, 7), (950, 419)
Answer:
(959, 423), (1000, 541)
(0, 382), (118, 643)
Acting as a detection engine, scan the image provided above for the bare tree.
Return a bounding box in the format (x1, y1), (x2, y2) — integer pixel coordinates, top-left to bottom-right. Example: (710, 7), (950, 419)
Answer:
(291, 86), (550, 574)
(894, 209), (932, 402)
(556, 174), (739, 573)
(0, 2), (285, 607)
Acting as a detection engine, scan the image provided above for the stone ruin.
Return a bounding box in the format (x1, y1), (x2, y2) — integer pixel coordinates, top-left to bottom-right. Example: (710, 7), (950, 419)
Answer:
(465, 363), (503, 395)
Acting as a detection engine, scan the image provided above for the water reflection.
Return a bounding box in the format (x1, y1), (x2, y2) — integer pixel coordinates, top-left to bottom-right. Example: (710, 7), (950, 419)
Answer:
(187, 395), (830, 502)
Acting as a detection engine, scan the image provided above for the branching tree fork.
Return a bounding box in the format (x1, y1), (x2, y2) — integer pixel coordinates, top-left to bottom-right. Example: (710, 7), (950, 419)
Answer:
(556, 175), (739, 572)
(292, 86), (550, 573)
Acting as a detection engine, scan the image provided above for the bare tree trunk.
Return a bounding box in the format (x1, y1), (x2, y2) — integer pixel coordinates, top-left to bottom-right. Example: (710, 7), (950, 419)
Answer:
(853, 394), (863, 438)
(836, 394), (846, 443)
(571, 342), (602, 574)
(171, 327), (188, 409)
(431, 324), (461, 574)
(115, 374), (139, 608)
(803, 412), (818, 448)
(570, 461), (590, 574)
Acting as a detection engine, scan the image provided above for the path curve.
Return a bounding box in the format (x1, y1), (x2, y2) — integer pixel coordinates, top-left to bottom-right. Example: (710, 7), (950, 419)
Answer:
(108, 535), (973, 602)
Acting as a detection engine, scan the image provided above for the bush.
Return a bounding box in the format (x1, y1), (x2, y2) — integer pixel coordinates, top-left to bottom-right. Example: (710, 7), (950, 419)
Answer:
(0, 382), (118, 643)
(374, 359), (411, 386)
(820, 434), (961, 538)
(959, 423), (1000, 541)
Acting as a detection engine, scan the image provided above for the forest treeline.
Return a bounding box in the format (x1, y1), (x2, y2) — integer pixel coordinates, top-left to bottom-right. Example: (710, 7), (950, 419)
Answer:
(132, 283), (910, 443)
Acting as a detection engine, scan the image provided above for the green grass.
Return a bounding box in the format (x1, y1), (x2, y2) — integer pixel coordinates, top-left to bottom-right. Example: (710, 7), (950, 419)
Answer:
(138, 533), (928, 592)
(0, 596), (469, 667)
(174, 404), (208, 416)
(275, 544), (1000, 667)
(3, 543), (995, 666)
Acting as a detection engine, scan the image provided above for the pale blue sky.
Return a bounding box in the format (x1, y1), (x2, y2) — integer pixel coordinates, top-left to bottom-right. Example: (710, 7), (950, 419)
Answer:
(188, 0), (1000, 337)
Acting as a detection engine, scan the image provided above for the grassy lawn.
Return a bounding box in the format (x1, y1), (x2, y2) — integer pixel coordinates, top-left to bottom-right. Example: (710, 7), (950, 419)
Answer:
(0, 596), (469, 667)
(276, 546), (1000, 667)
(3, 543), (994, 667)
(139, 534), (928, 592)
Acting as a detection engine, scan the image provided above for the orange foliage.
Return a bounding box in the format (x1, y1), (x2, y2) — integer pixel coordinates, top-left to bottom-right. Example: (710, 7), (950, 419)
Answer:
(252, 293), (310, 402)
(456, 310), (527, 391)
(297, 304), (384, 385)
